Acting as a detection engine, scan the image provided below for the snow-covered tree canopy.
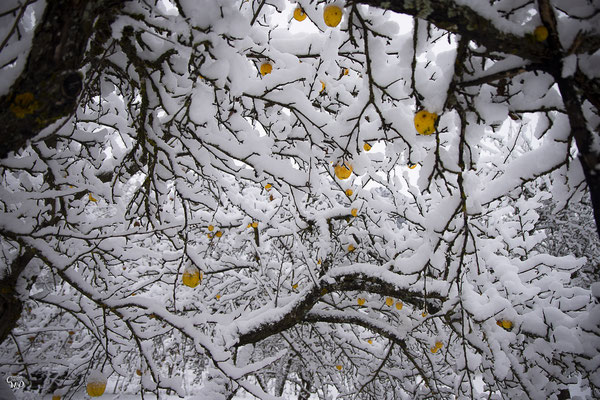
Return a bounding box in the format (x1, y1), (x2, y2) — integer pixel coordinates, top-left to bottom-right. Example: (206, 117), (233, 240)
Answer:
(1, 0), (599, 399)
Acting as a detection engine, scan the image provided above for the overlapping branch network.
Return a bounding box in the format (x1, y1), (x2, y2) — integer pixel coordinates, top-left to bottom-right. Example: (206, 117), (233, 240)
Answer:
(0, 0), (598, 399)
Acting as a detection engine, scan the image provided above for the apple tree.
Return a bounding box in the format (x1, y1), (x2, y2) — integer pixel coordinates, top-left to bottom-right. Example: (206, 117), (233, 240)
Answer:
(0, 0), (599, 399)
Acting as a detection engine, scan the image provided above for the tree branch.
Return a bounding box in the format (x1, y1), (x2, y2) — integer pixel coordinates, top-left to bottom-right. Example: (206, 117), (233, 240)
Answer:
(235, 270), (446, 347)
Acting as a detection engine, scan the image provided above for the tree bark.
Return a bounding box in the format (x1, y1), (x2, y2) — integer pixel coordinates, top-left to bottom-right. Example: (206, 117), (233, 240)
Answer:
(0, 249), (34, 345)
(0, 0), (121, 159)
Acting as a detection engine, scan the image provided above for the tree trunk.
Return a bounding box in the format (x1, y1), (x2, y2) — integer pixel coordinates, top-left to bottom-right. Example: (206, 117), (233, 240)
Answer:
(0, 0), (121, 159)
(0, 249), (34, 345)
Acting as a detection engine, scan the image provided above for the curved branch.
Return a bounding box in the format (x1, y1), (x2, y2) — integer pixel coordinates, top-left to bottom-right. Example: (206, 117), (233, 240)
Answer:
(235, 268), (447, 347)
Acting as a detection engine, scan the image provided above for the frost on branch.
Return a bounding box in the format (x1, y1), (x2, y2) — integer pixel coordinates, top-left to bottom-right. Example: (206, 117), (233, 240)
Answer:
(0, 0), (599, 399)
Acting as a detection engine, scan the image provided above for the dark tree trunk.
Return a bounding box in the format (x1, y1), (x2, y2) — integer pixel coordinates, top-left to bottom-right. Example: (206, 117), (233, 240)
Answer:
(558, 389), (571, 400)
(0, 0), (122, 159)
(0, 249), (34, 344)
